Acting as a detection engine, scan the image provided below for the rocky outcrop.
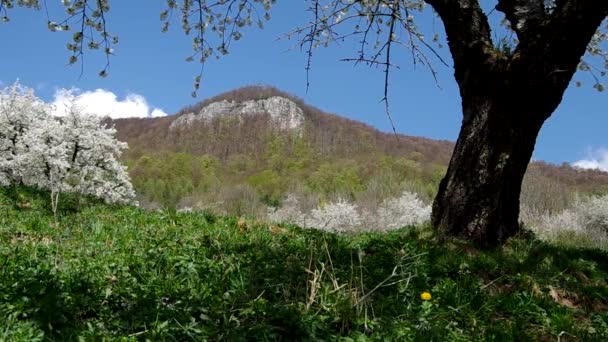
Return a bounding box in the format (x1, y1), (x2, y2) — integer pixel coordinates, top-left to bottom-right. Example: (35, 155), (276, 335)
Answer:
(169, 96), (305, 130)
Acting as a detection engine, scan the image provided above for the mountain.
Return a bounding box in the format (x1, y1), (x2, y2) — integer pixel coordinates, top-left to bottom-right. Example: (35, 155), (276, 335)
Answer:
(114, 85), (454, 164)
(111, 85), (608, 212)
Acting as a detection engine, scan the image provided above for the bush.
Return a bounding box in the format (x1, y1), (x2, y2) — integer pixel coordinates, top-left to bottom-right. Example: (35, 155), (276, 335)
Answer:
(374, 191), (431, 230)
(307, 198), (362, 232)
(266, 194), (307, 227)
(0, 308), (44, 342)
(218, 184), (263, 217)
(583, 195), (608, 233)
(532, 194), (608, 250)
(267, 191), (431, 233)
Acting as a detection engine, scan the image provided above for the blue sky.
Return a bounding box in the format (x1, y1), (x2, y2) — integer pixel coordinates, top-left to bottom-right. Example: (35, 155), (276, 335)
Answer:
(0, 1), (606, 168)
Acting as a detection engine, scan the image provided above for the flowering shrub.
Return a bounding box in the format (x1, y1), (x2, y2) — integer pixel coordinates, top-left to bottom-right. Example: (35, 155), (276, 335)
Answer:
(536, 210), (583, 234)
(267, 191), (431, 233)
(307, 198), (362, 233)
(531, 194), (608, 249)
(536, 195), (608, 232)
(376, 191), (431, 230)
(267, 194), (307, 227)
(582, 195), (608, 233)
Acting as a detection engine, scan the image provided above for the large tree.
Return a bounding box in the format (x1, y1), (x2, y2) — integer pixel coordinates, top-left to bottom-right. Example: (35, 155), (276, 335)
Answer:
(1, 0), (607, 245)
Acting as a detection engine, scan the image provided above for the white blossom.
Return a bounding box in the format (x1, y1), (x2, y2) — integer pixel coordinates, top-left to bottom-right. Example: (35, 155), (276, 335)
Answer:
(266, 191), (432, 233)
(0, 82), (136, 205)
(533, 194), (608, 239)
(582, 195), (608, 232)
(267, 194), (307, 227)
(307, 198), (362, 233)
(0, 82), (50, 185)
(20, 116), (71, 191)
(376, 191), (431, 230)
(59, 101), (135, 204)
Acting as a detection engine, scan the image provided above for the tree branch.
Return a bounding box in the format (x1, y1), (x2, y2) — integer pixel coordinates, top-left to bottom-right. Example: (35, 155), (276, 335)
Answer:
(423, 0), (497, 85)
(495, 0), (547, 40)
(496, 1), (608, 119)
(546, 0), (608, 58)
(512, 0), (608, 88)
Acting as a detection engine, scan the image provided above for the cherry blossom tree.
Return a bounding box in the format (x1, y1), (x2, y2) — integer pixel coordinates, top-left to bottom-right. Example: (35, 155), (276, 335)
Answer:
(0, 82), (49, 186)
(55, 99), (136, 205)
(0, 82), (136, 216)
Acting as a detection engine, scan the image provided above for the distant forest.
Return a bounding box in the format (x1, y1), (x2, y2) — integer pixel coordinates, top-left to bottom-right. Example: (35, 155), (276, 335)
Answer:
(111, 86), (608, 218)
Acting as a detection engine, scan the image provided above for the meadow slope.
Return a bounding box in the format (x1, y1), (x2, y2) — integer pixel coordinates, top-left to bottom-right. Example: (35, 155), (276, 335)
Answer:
(1, 188), (607, 341)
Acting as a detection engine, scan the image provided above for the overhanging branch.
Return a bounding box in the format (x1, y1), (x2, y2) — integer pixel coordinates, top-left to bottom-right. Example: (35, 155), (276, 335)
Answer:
(423, 0), (497, 84)
(495, 0), (547, 39)
(513, 0), (608, 84)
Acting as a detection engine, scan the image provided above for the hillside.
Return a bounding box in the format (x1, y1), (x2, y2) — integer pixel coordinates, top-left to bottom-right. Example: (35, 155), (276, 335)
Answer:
(111, 85), (608, 218)
(114, 85), (453, 164)
(1, 187), (607, 341)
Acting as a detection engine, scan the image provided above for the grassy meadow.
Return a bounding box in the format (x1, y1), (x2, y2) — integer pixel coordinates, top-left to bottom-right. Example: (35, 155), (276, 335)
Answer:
(1, 187), (608, 341)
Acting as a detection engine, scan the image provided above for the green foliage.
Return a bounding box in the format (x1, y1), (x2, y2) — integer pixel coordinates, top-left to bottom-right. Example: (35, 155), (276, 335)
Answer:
(247, 170), (284, 206)
(1, 188), (607, 340)
(218, 184), (262, 217)
(0, 308), (44, 342)
(0, 185), (103, 217)
(226, 154), (255, 175)
(307, 161), (364, 200)
(131, 153), (222, 208)
(127, 143), (448, 212)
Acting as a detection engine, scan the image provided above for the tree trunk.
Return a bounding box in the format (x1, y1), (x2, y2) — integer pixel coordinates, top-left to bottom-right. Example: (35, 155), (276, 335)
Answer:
(424, 0), (608, 247)
(431, 85), (549, 246)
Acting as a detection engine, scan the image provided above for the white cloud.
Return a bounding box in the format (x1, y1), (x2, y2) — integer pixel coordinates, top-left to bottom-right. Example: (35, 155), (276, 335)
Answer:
(51, 88), (168, 119)
(573, 147), (608, 172)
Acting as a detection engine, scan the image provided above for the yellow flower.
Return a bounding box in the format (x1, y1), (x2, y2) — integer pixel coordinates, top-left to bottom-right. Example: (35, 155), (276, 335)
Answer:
(420, 292), (432, 301)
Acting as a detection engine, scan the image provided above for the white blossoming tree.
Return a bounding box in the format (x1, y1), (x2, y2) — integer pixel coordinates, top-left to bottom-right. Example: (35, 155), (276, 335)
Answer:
(56, 100), (136, 205)
(267, 191), (431, 233)
(0, 82), (136, 216)
(0, 82), (49, 186)
(267, 194), (308, 227)
(532, 194), (608, 249)
(20, 114), (71, 217)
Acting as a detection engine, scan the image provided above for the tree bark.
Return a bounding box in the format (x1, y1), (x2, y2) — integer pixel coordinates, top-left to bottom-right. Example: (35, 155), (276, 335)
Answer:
(431, 87), (547, 245)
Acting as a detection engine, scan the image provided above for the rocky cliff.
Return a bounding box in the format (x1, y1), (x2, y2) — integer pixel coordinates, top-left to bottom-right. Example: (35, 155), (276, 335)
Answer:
(169, 96), (305, 131)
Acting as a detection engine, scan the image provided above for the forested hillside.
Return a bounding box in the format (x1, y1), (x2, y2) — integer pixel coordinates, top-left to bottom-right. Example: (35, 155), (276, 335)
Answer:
(112, 86), (608, 217)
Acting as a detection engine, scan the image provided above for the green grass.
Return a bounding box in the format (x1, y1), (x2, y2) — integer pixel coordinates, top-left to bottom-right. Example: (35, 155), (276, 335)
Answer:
(1, 187), (607, 341)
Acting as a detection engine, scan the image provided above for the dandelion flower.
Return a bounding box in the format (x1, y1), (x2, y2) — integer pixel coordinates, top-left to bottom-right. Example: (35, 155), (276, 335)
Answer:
(420, 292), (432, 301)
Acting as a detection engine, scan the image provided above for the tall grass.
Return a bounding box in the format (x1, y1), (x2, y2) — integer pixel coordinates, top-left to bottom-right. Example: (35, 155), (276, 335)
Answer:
(1, 187), (607, 341)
